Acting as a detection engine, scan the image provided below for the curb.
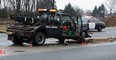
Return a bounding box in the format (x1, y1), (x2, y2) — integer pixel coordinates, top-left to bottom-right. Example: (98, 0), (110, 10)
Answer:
(86, 36), (116, 41)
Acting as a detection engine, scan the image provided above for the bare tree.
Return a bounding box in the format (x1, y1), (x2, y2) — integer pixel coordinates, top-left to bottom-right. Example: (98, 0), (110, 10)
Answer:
(106, 0), (116, 17)
(9, 0), (16, 10)
(74, 6), (84, 16)
(0, 0), (57, 17)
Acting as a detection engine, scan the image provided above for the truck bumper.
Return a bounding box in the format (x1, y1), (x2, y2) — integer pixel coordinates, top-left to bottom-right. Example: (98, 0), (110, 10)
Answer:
(7, 30), (34, 40)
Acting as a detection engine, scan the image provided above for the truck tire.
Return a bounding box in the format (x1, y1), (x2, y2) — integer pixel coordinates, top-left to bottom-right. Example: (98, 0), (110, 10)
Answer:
(58, 39), (65, 44)
(78, 32), (85, 44)
(12, 37), (24, 45)
(97, 27), (102, 32)
(33, 32), (46, 46)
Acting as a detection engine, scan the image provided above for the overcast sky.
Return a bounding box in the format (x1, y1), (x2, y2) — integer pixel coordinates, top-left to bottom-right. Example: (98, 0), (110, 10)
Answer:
(56, 0), (106, 11)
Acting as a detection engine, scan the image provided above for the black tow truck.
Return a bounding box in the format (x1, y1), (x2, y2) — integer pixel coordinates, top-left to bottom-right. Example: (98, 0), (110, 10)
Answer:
(7, 9), (90, 46)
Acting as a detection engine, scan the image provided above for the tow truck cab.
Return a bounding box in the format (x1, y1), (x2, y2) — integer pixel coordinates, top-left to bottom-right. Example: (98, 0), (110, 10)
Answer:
(7, 9), (88, 46)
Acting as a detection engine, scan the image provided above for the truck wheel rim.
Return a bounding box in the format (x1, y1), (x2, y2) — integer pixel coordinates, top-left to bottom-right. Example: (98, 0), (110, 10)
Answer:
(36, 35), (44, 44)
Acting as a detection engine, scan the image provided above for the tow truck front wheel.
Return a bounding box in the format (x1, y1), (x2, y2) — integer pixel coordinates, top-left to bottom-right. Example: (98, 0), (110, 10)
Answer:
(12, 37), (24, 45)
(33, 32), (46, 46)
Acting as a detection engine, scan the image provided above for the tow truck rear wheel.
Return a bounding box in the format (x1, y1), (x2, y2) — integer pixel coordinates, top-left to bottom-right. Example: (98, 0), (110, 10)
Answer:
(33, 32), (46, 46)
(12, 37), (24, 45)
(78, 32), (85, 44)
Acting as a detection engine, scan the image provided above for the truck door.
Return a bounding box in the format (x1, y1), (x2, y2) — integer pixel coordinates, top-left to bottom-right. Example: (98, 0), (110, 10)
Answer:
(61, 15), (76, 37)
(76, 16), (83, 37)
(46, 14), (63, 37)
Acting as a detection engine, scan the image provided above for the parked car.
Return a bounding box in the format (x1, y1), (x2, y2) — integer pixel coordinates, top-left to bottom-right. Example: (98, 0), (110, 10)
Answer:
(81, 16), (106, 32)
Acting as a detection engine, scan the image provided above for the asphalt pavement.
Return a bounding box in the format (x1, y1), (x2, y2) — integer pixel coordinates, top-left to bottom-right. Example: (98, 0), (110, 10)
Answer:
(0, 27), (116, 60)
(92, 27), (116, 38)
(0, 42), (116, 60)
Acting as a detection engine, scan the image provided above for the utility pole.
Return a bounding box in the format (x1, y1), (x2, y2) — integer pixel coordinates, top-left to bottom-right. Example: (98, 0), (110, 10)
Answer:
(16, 0), (21, 16)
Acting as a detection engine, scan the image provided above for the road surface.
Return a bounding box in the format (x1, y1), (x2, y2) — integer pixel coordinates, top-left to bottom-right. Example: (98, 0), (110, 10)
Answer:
(92, 27), (116, 38)
(0, 27), (115, 57)
(0, 42), (116, 60)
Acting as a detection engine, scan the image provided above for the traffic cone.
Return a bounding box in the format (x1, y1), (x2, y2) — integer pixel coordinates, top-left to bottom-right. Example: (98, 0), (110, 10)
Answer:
(0, 50), (2, 55)
(3, 50), (6, 55)
(88, 39), (92, 46)
(82, 42), (86, 46)
(88, 42), (92, 46)
(30, 44), (33, 48)
(30, 41), (33, 48)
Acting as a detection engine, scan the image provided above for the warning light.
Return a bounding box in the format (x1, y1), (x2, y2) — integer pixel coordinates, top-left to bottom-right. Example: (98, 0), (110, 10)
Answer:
(38, 9), (47, 12)
(49, 9), (57, 13)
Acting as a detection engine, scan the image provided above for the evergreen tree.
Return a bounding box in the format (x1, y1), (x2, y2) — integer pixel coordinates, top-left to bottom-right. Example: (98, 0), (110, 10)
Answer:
(100, 4), (105, 16)
(92, 4), (105, 17)
(92, 6), (98, 17)
(64, 3), (76, 17)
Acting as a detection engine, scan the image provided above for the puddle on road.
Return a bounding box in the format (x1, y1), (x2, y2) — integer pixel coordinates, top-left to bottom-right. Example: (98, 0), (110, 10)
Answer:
(14, 50), (25, 52)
